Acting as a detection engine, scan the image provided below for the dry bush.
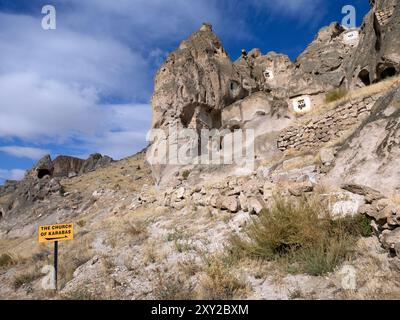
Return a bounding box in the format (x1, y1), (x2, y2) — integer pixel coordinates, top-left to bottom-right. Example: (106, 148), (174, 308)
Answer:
(178, 256), (201, 277)
(197, 254), (249, 300)
(153, 274), (195, 300)
(0, 253), (17, 268)
(57, 235), (94, 288)
(13, 267), (42, 289)
(232, 197), (371, 276)
(104, 215), (149, 249)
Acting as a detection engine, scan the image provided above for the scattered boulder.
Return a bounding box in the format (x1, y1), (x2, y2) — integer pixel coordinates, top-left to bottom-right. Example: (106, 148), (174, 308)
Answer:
(288, 181), (314, 197)
(247, 197), (264, 215)
(319, 148), (335, 166)
(341, 183), (385, 202)
(381, 228), (400, 252)
(220, 196), (239, 213)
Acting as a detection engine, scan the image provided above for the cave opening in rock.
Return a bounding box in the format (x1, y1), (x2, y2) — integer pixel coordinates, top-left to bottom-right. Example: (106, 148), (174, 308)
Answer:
(358, 69), (371, 86)
(180, 105), (197, 128)
(37, 169), (51, 179)
(379, 66), (396, 81)
(0, 211), (3, 220)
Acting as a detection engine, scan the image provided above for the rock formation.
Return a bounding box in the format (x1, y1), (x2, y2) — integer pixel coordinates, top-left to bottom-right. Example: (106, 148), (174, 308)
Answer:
(27, 154), (113, 180)
(2, 0), (400, 300)
(0, 153), (114, 223)
(151, 23), (248, 133)
(348, 0), (400, 87)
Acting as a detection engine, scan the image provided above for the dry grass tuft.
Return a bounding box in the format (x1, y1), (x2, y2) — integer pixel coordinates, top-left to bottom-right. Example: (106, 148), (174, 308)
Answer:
(0, 253), (17, 268)
(197, 253), (249, 300)
(13, 267), (42, 289)
(154, 274), (195, 300)
(325, 89), (348, 103)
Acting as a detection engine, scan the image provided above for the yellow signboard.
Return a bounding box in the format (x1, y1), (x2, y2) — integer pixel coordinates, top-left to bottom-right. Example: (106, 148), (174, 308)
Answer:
(38, 223), (74, 243)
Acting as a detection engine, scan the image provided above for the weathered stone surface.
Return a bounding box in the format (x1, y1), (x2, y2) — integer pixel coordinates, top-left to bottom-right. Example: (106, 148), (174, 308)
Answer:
(26, 155), (53, 179)
(348, 0), (400, 88)
(151, 23), (247, 131)
(220, 196), (239, 213)
(234, 22), (355, 103)
(221, 91), (292, 130)
(238, 193), (248, 212)
(263, 181), (274, 200)
(288, 181), (314, 197)
(329, 88), (400, 193)
(277, 95), (380, 152)
(53, 156), (85, 178)
(247, 197), (264, 215)
(79, 153), (113, 174)
(0, 180), (18, 197)
(320, 148), (335, 166)
(381, 228), (400, 251)
(341, 183), (384, 199)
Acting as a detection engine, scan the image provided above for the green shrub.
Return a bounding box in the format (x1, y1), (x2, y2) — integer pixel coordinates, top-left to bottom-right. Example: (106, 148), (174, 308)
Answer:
(59, 185), (66, 196)
(181, 170), (191, 180)
(232, 197), (360, 276)
(325, 89), (348, 103)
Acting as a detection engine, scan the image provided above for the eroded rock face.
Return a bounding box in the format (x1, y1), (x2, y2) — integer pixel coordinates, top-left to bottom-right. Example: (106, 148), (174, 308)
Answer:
(0, 180), (18, 197)
(290, 22), (355, 98)
(151, 23), (248, 131)
(53, 156), (85, 178)
(80, 153), (114, 175)
(327, 86), (400, 193)
(234, 22), (356, 106)
(27, 154), (114, 180)
(26, 155), (53, 179)
(348, 0), (400, 88)
(0, 153), (114, 220)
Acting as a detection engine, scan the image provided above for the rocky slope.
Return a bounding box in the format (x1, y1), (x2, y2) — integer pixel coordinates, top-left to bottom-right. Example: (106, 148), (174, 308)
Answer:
(1, 0), (400, 300)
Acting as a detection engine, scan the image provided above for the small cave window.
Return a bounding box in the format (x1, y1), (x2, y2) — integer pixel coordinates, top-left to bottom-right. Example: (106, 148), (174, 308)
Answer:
(230, 81), (239, 92)
(358, 69), (371, 86)
(37, 169), (51, 179)
(0, 210), (3, 220)
(379, 66), (396, 81)
(230, 124), (241, 132)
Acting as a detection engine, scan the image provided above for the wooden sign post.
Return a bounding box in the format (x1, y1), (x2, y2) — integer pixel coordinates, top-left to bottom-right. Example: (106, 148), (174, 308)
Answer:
(38, 223), (74, 291)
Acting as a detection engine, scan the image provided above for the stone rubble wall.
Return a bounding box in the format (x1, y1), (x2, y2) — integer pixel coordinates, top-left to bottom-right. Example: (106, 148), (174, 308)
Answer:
(277, 94), (382, 152)
(376, 7), (395, 26)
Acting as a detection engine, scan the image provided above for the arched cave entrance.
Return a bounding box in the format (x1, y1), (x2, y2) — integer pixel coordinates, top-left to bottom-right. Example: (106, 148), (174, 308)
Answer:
(180, 105), (221, 130)
(358, 69), (371, 86)
(378, 66), (396, 81)
(0, 210), (3, 220)
(37, 169), (51, 179)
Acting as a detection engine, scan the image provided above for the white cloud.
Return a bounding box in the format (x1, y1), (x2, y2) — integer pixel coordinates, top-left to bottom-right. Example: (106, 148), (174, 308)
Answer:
(0, 169), (26, 181)
(0, 12), (151, 101)
(0, 146), (50, 160)
(0, 3), (218, 160)
(0, 73), (101, 141)
(0, 0), (326, 163)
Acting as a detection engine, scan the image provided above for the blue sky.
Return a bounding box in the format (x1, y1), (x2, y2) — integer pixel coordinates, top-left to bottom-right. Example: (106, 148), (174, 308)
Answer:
(0, 0), (370, 183)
